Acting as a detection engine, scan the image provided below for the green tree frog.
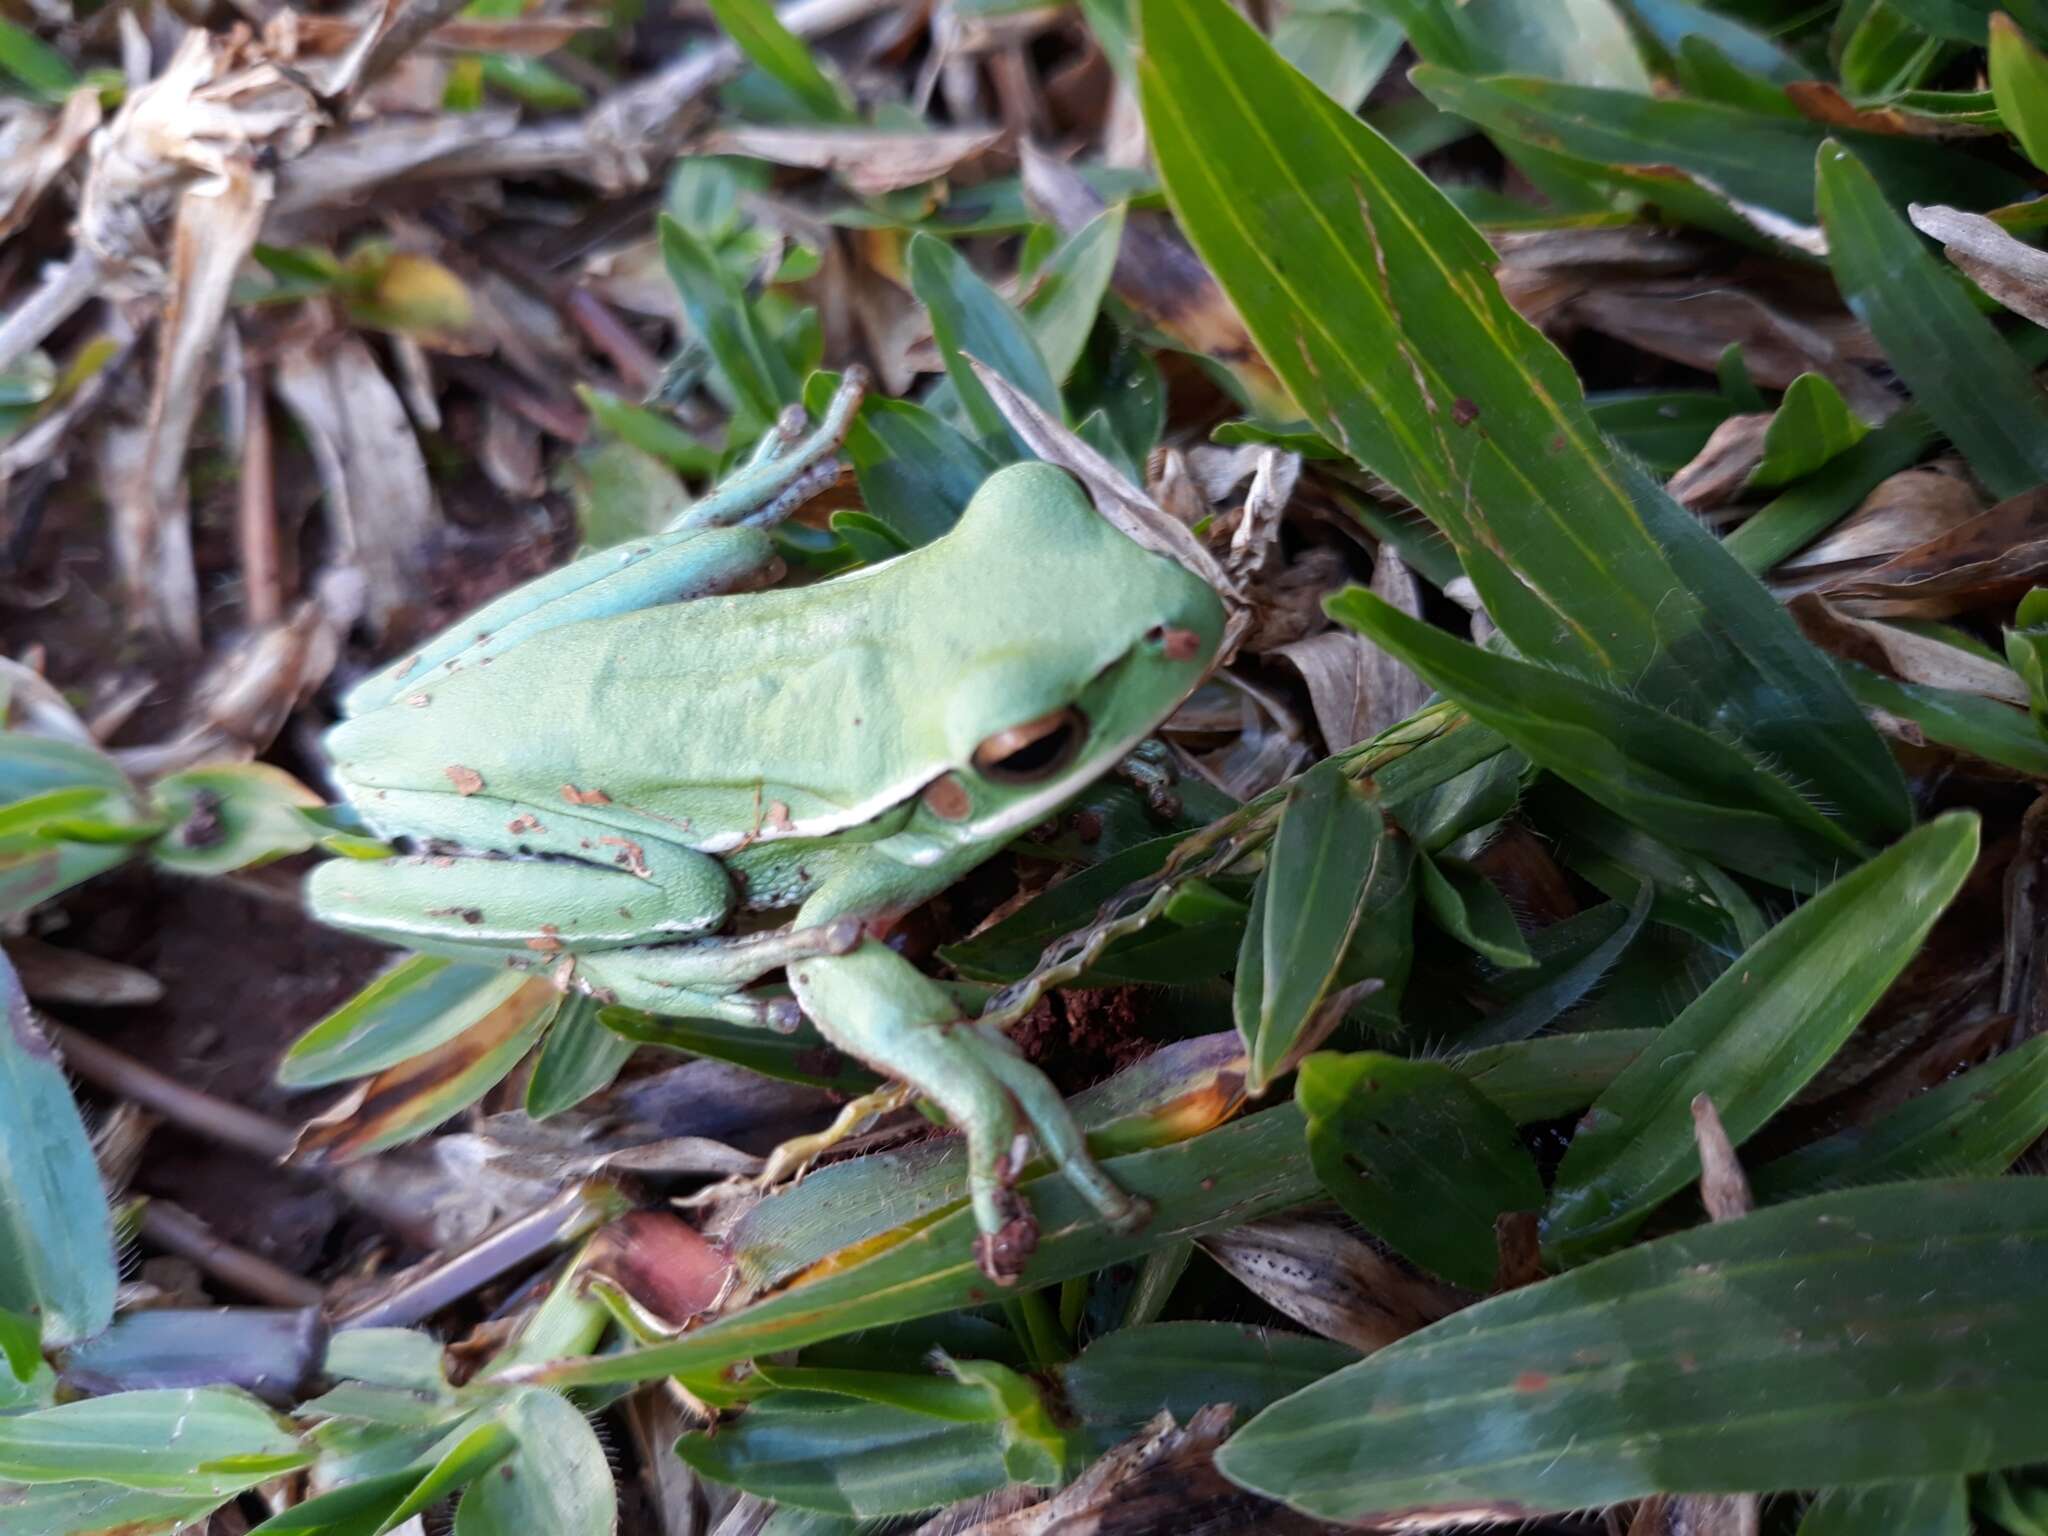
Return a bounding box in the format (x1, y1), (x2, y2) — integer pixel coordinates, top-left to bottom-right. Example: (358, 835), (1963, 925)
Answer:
(309, 372), (1228, 1281)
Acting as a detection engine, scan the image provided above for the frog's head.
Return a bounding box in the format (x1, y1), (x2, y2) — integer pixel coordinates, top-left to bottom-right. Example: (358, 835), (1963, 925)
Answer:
(889, 462), (1227, 861)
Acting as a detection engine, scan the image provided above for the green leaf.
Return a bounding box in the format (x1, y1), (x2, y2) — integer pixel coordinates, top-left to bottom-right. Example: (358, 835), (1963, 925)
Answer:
(1587, 390), (1733, 475)
(1412, 67), (2030, 224)
(1749, 373), (1871, 491)
(1328, 589), (1864, 889)
(1455, 1029), (1656, 1123)
(524, 994), (634, 1119)
(575, 387), (719, 478)
(1273, 2), (1403, 110)
(1455, 890), (1650, 1049)
(1138, 0), (1908, 850)
(1235, 761), (1384, 1092)
(0, 21), (78, 102)
(1992, 12), (2048, 171)
(245, 1469), (422, 1535)
(478, 54), (585, 110)
(528, 1107), (1321, 1389)
(147, 764), (322, 878)
(1217, 1179), (2048, 1521)
(1891, 0), (2048, 43)
(1543, 812), (1979, 1265)
(278, 956), (534, 1089)
(1299, 1051), (1544, 1290)
(1816, 139), (2048, 501)
(453, 1389), (613, 1536)
(1723, 405), (1940, 573)
(803, 371), (995, 548)
(1844, 662), (2048, 777)
(906, 233), (1062, 453)
(1417, 854), (1534, 970)
(0, 1389), (310, 1496)
(1800, 1480), (1968, 1536)
(1020, 205), (1125, 383)
(600, 1007), (884, 1095)
(1058, 1321), (1354, 1434)
(0, 1478), (226, 1536)
(675, 1390), (1029, 1516)
(705, 0), (854, 122)
(1752, 1032), (2048, 1202)
(660, 213), (798, 429)
(0, 950), (115, 1347)
(1621, 0), (1808, 82)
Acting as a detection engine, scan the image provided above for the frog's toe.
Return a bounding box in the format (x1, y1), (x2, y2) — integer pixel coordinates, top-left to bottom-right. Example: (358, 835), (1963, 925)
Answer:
(972, 1196), (1038, 1287)
(1107, 1195), (1154, 1235)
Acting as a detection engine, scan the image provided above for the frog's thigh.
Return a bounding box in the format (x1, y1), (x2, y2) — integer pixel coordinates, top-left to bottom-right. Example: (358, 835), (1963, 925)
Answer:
(309, 800), (731, 952)
(787, 945), (1022, 1241)
(347, 526), (777, 712)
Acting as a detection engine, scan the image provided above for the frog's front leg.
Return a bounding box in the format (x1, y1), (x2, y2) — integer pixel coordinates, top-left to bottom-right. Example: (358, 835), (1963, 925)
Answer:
(786, 940), (1149, 1285)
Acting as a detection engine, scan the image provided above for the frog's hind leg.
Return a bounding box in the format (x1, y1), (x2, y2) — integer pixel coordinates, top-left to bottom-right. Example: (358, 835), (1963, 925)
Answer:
(788, 941), (1100, 1284)
(966, 1021), (1151, 1233)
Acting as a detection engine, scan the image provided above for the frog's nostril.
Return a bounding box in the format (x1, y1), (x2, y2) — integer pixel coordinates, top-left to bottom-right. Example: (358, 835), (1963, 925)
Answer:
(973, 707), (1085, 784)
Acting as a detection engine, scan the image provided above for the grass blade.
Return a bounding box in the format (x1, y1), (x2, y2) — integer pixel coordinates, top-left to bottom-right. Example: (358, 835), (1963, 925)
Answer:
(1816, 138), (2048, 500)
(1543, 812), (1979, 1264)
(1137, 0), (1907, 848)
(1217, 1179), (2048, 1521)
(1299, 1051), (1544, 1290)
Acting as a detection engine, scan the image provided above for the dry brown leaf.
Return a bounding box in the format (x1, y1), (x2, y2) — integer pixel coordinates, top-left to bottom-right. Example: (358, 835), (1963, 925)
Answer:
(1787, 81), (2000, 138)
(1909, 202), (2048, 331)
(1825, 484), (2048, 619)
(697, 124), (1005, 196)
(289, 977), (561, 1167)
(1690, 1093), (1753, 1223)
(128, 165), (272, 650)
(1201, 1216), (1458, 1352)
(1559, 281), (1892, 419)
(0, 90), (100, 242)
(1666, 412), (1771, 511)
(1790, 593), (2027, 704)
(1775, 465), (1983, 579)
(926, 1405), (1327, 1536)
(272, 332), (437, 637)
(284, 11), (602, 59)
(3, 937), (163, 1008)
(1274, 550), (1427, 749)
(1631, 1493), (1762, 1536)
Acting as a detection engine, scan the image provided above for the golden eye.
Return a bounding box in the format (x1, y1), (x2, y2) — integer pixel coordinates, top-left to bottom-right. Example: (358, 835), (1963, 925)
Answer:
(972, 707), (1086, 784)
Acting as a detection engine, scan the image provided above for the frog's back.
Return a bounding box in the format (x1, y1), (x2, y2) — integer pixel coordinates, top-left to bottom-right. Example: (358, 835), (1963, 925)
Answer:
(329, 464), (1221, 850)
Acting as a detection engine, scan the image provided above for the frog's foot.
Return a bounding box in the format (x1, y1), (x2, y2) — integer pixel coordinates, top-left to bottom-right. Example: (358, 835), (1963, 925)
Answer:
(964, 1020), (1151, 1234)
(973, 1186), (1039, 1288)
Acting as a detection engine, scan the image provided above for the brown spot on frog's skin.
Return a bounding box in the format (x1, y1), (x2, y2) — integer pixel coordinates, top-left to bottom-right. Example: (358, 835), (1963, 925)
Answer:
(1159, 627), (1203, 661)
(445, 765), (485, 796)
(765, 801), (794, 832)
(602, 836), (651, 878)
(508, 814), (543, 835)
(1452, 397), (1480, 426)
(920, 774), (971, 821)
(427, 906), (485, 925)
(406, 694), (430, 708)
(561, 784), (612, 806)
(526, 926), (563, 954)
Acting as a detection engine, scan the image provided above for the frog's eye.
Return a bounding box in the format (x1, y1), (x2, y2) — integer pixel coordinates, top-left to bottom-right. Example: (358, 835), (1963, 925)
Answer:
(973, 707), (1086, 784)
